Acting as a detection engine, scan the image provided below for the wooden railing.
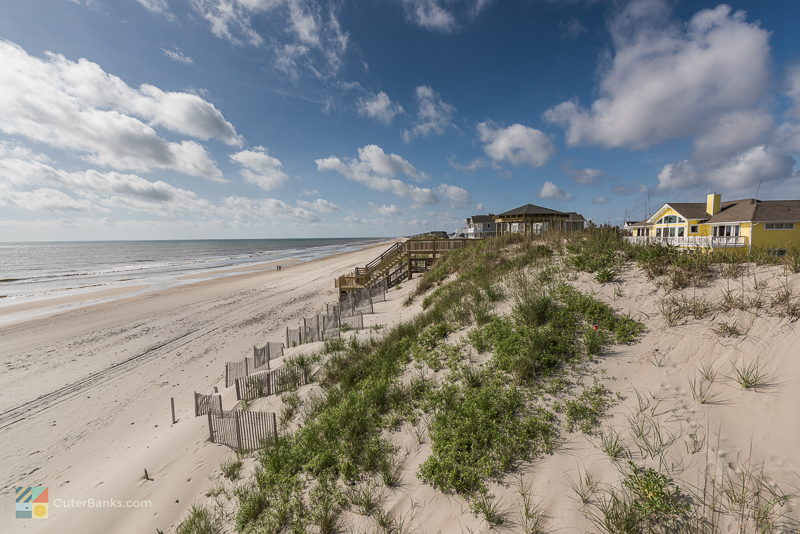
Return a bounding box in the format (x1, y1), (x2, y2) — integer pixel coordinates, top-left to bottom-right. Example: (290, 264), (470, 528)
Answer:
(624, 236), (747, 248)
(337, 238), (469, 291)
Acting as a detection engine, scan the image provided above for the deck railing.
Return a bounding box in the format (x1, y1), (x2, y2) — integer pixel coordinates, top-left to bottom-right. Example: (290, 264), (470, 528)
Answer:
(337, 238), (469, 291)
(624, 236), (747, 248)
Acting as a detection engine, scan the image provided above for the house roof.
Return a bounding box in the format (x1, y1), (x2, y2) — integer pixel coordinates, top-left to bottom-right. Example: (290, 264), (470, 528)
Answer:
(564, 212), (586, 221)
(498, 203), (566, 217)
(748, 200), (800, 222)
(467, 214), (496, 223)
(649, 198), (800, 224)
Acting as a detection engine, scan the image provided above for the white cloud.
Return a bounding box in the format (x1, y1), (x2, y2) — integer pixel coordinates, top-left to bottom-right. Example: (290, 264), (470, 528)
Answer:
(436, 184), (472, 208)
(657, 145), (795, 191)
(448, 156), (489, 172)
(299, 188), (320, 196)
(544, 2), (771, 149)
(343, 214), (367, 225)
(191, 0), (348, 79)
(568, 167), (604, 184)
(0, 140), (50, 162)
(693, 110), (774, 161)
(0, 157), (211, 215)
(161, 47), (194, 65)
(0, 186), (93, 213)
(477, 122), (555, 167)
(137, 0), (170, 14)
(191, 0), (269, 46)
(775, 121), (800, 153)
(401, 0), (456, 32)
(297, 198), (341, 213)
(358, 91), (404, 124)
(371, 203), (402, 216)
(0, 40), (241, 181)
(220, 196), (319, 222)
(402, 85), (456, 142)
(538, 181), (573, 200)
(316, 145), (438, 205)
(399, 0), (493, 32)
(230, 147), (288, 191)
(592, 196), (609, 204)
(317, 145), (472, 207)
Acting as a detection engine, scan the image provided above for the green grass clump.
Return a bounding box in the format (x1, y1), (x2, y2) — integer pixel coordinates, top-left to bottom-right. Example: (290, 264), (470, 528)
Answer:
(565, 228), (628, 273)
(553, 284), (644, 344)
(410, 323), (451, 370)
(418, 372), (557, 495)
(221, 457), (243, 481)
(486, 317), (576, 381)
(176, 505), (222, 534)
(563, 382), (614, 434)
(588, 462), (692, 534)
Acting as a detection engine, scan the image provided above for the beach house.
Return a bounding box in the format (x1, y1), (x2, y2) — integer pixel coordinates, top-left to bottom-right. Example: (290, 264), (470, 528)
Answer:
(495, 204), (585, 236)
(462, 214), (497, 239)
(626, 193), (800, 253)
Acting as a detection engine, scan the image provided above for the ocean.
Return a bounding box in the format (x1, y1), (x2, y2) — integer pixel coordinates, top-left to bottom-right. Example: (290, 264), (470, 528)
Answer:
(0, 238), (385, 313)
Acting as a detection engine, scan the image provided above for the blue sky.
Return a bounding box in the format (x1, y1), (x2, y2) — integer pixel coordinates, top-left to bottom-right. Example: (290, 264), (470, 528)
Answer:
(1, 0), (800, 240)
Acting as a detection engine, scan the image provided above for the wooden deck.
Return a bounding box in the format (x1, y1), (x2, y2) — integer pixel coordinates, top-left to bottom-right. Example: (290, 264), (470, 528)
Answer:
(336, 238), (470, 293)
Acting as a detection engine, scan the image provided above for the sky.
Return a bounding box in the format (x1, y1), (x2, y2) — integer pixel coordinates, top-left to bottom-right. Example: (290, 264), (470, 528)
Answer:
(1, 0), (800, 240)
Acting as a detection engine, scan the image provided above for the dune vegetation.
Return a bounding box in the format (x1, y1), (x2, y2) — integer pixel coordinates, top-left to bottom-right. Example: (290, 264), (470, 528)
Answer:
(178, 230), (800, 534)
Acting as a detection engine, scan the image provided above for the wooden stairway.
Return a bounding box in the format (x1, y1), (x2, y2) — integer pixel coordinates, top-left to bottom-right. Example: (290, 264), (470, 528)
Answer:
(336, 238), (469, 294)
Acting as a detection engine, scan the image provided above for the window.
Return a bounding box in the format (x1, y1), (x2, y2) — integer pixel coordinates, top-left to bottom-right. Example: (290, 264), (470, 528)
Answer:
(690, 225), (699, 233)
(713, 224), (740, 237)
(765, 223), (794, 230)
(677, 227), (685, 237)
(657, 215), (679, 224)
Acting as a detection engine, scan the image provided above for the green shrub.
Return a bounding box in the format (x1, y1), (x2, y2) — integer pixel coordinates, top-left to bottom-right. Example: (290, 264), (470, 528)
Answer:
(563, 382), (614, 434)
(418, 374), (557, 495)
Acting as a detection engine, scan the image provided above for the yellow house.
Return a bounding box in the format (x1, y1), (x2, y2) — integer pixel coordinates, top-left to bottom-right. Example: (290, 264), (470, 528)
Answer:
(626, 193), (800, 253)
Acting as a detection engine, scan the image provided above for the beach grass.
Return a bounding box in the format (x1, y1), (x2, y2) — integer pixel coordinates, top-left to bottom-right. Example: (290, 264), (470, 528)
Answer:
(218, 230), (800, 533)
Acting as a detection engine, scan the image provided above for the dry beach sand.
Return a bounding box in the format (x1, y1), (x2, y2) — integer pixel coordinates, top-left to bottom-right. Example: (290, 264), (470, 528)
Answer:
(0, 240), (395, 533)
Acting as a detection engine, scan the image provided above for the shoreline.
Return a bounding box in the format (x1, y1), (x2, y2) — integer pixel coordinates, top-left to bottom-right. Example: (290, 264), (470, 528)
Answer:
(0, 239), (397, 326)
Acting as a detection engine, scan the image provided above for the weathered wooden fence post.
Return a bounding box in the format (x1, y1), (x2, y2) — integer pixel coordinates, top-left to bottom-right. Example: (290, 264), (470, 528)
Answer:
(235, 411), (243, 451)
(170, 397), (176, 424)
(271, 412), (277, 437)
(207, 412), (214, 442)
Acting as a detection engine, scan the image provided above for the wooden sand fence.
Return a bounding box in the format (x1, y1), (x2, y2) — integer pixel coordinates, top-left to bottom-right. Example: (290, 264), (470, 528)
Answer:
(302, 315), (323, 343)
(194, 392), (223, 416)
(253, 341), (284, 369)
(207, 410), (277, 451)
(225, 341), (284, 387)
(235, 365), (308, 401)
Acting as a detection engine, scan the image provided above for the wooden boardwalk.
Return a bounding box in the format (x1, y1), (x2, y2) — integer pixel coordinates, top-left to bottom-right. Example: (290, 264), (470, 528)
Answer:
(336, 238), (469, 293)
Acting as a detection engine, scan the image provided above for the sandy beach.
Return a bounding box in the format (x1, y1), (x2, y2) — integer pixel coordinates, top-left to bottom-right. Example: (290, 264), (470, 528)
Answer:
(0, 240), (396, 533)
